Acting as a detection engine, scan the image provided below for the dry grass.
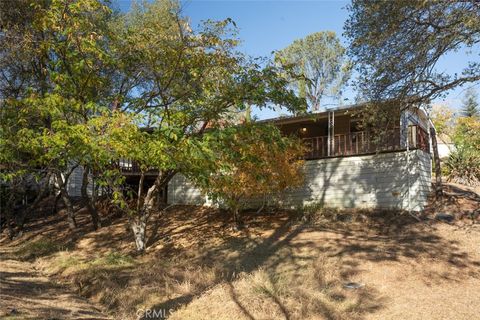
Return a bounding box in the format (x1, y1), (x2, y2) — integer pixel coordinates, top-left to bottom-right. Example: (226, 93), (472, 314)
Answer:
(36, 227), (377, 320)
(5, 205), (377, 320)
(171, 254), (381, 320)
(1, 185), (480, 320)
(14, 239), (68, 261)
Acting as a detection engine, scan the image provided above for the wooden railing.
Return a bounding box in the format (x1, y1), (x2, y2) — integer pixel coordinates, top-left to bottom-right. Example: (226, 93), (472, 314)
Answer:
(116, 159), (158, 175)
(303, 125), (429, 160)
(408, 125), (430, 153)
(117, 159), (139, 173)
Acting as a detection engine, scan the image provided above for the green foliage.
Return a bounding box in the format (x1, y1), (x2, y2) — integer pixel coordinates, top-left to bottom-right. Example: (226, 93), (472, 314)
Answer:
(1, 0), (302, 181)
(275, 31), (351, 111)
(461, 88), (479, 118)
(445, 116), (480, 186)
(345, 1), (480, 103)
(430, 105), (455, 138)
(445, 148), (480, 186)
(430, 103), (479, 186)
(193, 124), (305, 221)
(1, 0), (306, 249)
(1, 0), (115, 185)
(453, 117), (480, 155)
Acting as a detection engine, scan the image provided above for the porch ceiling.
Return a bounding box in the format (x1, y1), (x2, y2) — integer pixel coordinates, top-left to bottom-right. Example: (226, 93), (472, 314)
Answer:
(257, 103), (365, 126)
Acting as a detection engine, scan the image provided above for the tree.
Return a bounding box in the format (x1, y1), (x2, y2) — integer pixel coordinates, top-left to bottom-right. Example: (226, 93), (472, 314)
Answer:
(429, 103), (480, 186)
(430, 104), (456, 139)
(344, 1), (480, 199)
(193, 124), (305, 226)
(461, 88), (480, 118)
(4, 0), (115, 229)
(1, 0), (116, 231)
(275, 31), (351, 111)
(1, 0), (305, 251)
(345, 1), (480, 104)
(445, 116), (480, 186)
(106, 0), (304, 251)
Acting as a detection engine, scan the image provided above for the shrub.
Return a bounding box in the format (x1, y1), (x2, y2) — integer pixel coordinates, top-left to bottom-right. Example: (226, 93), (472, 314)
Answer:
(445, 117), (480, 186)
(445, 148), (480, 186)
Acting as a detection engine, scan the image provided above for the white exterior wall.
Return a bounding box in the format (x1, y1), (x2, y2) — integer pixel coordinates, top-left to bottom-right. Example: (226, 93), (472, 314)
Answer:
(66, 166), (94, 198)
(167, 173), (206, 205)
(437, 143), (454, 159)
(168, 149), (432, 211)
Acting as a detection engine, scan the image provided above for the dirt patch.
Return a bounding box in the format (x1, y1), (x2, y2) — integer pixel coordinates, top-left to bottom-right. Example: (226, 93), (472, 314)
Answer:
(424, 183), (480, 222)
(0, 251), (110, 320)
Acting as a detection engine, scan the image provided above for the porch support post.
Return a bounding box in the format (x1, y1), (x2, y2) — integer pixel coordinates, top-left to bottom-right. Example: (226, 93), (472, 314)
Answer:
(400, 110), (408, 149)
(327, 111), (335, 156)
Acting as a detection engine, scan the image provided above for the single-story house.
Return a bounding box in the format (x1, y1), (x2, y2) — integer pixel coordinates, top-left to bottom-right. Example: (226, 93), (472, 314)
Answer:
(167, 103), (432, 211)
(67, 103), (433, 211)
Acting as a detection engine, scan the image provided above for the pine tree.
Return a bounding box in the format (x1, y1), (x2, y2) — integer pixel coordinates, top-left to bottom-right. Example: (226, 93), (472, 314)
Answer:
(462, 88), (479, 118)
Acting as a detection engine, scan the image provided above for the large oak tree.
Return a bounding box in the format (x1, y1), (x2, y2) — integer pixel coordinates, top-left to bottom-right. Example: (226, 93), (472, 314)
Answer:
(345, 0), (480, 104)
(344, 0), (480, 198)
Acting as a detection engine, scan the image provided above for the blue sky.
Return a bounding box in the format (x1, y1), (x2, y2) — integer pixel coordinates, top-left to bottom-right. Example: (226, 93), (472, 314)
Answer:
(114, 0), (479, 119)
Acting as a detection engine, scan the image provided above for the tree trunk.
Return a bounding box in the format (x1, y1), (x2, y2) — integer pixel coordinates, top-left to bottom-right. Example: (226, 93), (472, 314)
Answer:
(129, 170), (176, 251)
(141, 170), (176, 214)
(232, 199), (241, 227)
(55, 172), (77, 230)
(136, 171), (146, 213)
(131, 213), (147, 251)
(62, 190), (77, 230)
(81, 167), (101, 230)
(430, 126), (443, 199)
(53, 192), (62, 215)
(16, 174), (51, 231)
(4, 191), (16, 240)
(233, 207), (239, 225)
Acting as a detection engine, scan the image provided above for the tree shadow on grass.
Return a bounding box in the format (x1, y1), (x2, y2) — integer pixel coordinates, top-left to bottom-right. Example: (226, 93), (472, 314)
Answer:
(142, 208), (480, 319)
(9, 200), (480, 320)
(0, 264), (110, 319)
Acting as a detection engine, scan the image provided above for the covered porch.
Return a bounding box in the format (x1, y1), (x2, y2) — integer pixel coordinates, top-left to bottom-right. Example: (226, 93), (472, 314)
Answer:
(117, 107), (431, 174)
(274, 110), (429, 160)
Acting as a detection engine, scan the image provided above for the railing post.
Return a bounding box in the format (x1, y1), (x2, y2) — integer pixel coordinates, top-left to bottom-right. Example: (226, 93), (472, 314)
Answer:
(412, 125), (418, 149)
(327, 111), (335, 156)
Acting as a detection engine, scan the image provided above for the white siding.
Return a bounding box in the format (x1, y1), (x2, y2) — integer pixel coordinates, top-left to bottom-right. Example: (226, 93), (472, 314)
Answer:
(437, 143), (454, 159)
(168, 150), (432, 211)
(66, 166), (94, 198)
(167, 173), (206, 205)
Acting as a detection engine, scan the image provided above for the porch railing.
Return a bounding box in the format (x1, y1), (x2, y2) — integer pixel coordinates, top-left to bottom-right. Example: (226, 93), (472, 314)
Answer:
(303, 125), (429, 160)
(116, 159), (158, 175)
(116, 125), (430, 174)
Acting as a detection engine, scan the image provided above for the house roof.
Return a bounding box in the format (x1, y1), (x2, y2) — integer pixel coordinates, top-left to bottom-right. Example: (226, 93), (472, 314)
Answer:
(257, 102), (367, 125)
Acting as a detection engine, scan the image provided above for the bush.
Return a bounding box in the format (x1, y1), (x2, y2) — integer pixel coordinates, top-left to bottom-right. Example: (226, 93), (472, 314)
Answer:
(443, 116), (480, 186)
(445, 148), (480, 186)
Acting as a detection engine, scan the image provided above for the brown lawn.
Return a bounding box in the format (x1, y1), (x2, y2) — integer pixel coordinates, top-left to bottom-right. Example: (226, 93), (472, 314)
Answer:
(0, 184), (479, 320)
